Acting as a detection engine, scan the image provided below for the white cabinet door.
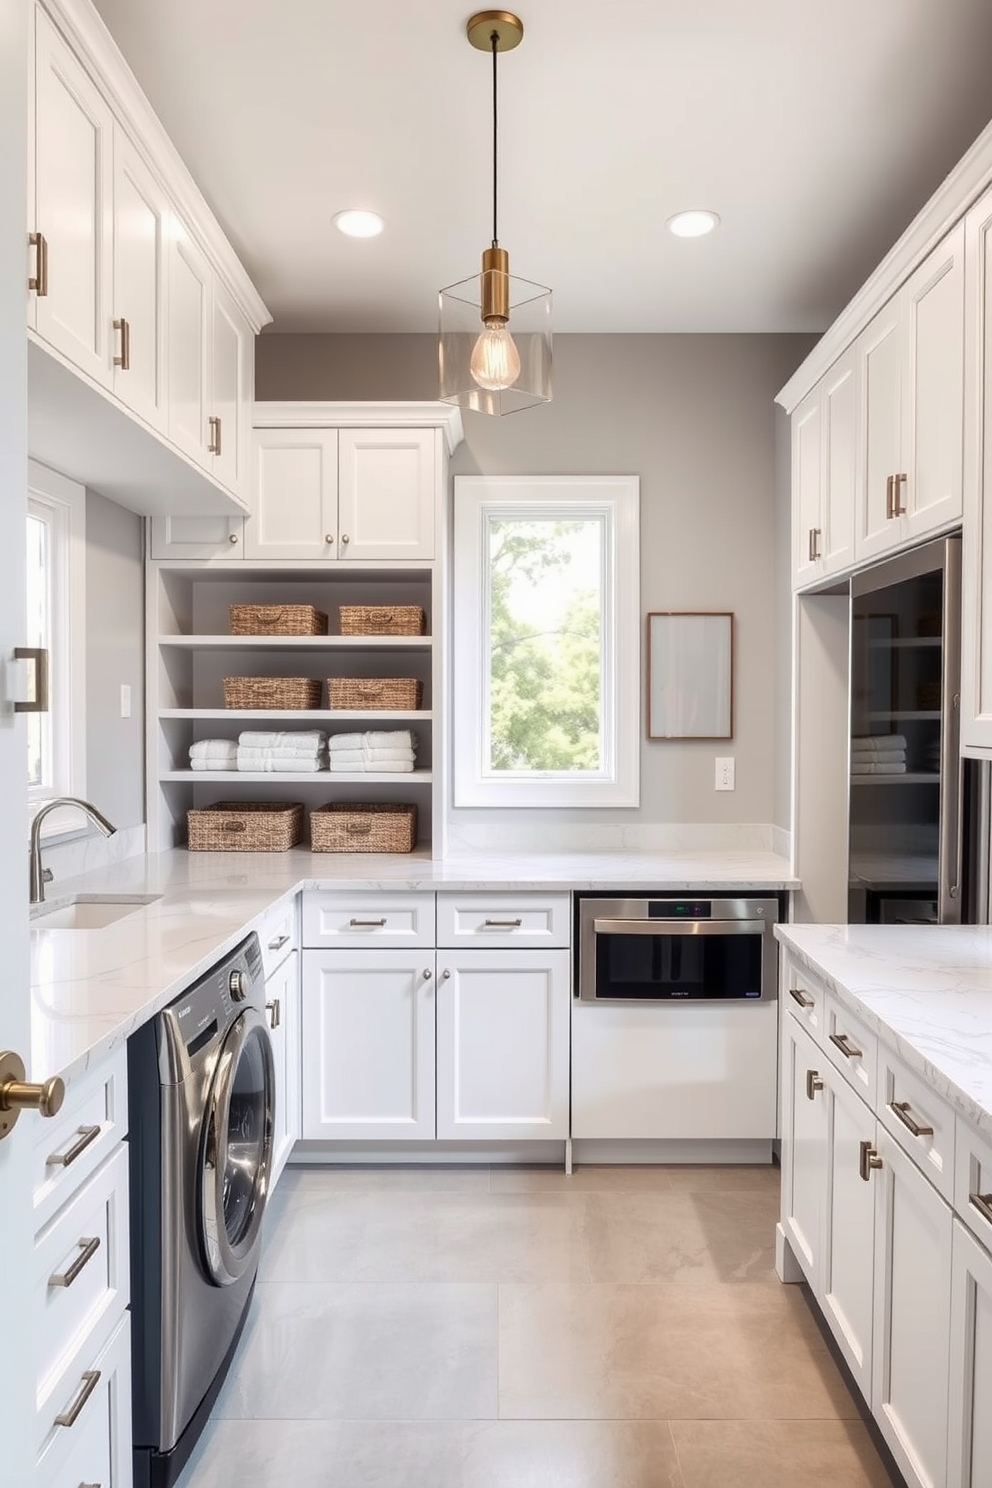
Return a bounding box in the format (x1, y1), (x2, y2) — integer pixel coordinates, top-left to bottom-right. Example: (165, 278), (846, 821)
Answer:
(301, 950), (435, 1141)
(166, 214), (210, 470)
(210, 278), (251, 498)
(872, 1128), (952, 1488)
(149, 514), (244, 560)
(960, 186), (992, 756)
(267, 950), (299, 1190)
(857, 298), (903, 562)
(780, 1013), (827, 1284)
(821, 1065), (876, 1400)
(902, 221), (964, 543)
(338, 428), (436, 561)
(948, 1217), (992, 1488)
(821, 348), (858, 576)
(32, 7), (113, 386)
(248, 429), (339, 560)
(435, 949), (570, 1141)
(793, 388), (822, 587)
(111, 126), (166, 432)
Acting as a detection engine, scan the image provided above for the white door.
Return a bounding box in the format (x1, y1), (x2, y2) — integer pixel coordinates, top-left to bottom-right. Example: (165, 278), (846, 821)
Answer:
(820, 348), (858, 576)
(338, 429), (436, 561)
(209, 279), (249, 498)
(856, 298), (903, 561)
(960, 185), (992, 756)
(248, 430), (338, 561)
(435, 950), (570, 1141)
(821, 1067), (875, 1399)
(948, 1217), (992, 1488)
(266, 950), (299, 1189)
(166, 212), (210, 469)
(111, 126), (166, 432)
(903, 222), (965, 542)
(149, 513), (244, 560)
(301, 950), (435, 1141)
(780, 1014), (826, 1283)
(32, 5), (113, 386)
(872, 1128), (953, 1488)
(792, 388), (822, 586)
(1, 1), (38, 1479)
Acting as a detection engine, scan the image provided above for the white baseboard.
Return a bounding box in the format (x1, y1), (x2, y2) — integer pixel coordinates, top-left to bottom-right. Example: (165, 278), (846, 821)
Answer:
(288, 1137), (776, 1168)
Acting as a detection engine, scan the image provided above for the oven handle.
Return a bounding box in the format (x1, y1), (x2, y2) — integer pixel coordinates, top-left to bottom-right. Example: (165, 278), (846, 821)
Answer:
(590, 918), (770, 937)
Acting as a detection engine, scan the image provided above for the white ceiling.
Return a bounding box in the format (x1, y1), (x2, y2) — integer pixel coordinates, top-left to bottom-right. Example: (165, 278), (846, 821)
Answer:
(92, 0), (992, 335)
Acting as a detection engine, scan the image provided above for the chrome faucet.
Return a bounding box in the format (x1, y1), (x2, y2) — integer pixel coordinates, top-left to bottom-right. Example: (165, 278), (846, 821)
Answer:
(29, 797), (117, 904)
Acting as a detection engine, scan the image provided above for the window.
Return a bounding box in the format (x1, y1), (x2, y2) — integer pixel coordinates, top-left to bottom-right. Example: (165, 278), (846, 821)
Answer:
(452, 476), (640, 807)
(26, 461), (86, 830)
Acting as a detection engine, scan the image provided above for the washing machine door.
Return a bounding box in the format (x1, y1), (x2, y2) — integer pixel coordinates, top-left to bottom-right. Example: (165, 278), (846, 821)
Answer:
(199, 1007), (275, 1286)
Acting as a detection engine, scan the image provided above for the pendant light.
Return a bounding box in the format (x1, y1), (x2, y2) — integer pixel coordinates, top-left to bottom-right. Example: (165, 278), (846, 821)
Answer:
(439, 11), (552, 416)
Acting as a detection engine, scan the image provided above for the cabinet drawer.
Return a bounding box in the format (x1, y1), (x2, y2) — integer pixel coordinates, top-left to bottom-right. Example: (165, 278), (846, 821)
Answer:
(32, 1048), (127, 1233)
(36, 1311), (131, 1478)
(954, 1115), (992, 1253)
(781, 956), (825, 1041)
(436, 893), (570, 948)
(256, 893), (298, 977)
(877, 1046), (955, 1201)
(823, 992), (877, 1106)
(302, 890), (435, 948)
(35, 1143), (130, 1405)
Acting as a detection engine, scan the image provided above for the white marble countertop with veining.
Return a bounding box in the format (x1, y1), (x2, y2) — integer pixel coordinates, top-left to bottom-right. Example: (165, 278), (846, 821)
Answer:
(775, 922), (992, 1138)
(30, 845), (797, 1087)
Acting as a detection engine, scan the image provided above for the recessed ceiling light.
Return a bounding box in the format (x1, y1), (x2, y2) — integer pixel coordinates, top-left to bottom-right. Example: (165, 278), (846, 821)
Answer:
(333, 210), (385, 239)
(667, 210), (721, 239)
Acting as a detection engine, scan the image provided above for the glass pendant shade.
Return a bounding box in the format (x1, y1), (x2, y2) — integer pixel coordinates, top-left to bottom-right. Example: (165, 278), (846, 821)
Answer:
(439, 254), (553, 416)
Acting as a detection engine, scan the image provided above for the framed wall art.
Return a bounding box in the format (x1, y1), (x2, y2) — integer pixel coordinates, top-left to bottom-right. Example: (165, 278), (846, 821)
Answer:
(647, 611), (734, 740)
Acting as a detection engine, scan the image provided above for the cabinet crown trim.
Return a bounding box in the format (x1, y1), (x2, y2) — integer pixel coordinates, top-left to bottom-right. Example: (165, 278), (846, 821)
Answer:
(252, 402), (464, 454)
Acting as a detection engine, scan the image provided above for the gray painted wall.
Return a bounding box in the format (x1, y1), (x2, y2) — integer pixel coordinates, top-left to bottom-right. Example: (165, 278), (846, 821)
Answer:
(85, 490), (144, 829)
(256, 331), (813, 827)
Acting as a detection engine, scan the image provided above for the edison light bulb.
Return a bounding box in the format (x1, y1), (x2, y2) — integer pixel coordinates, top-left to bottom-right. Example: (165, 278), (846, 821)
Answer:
(470, 321), (521, 392)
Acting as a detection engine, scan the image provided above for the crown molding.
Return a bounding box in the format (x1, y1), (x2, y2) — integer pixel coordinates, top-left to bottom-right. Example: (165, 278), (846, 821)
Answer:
(253, 402), (465, 454)
(41, 0), (271, 333)
(777, 115), (992, 413)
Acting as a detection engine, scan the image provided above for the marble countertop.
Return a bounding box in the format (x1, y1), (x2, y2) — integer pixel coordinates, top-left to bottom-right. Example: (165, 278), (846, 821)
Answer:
(776, 922), (992, 1138)
(31, 845), (797, 1087)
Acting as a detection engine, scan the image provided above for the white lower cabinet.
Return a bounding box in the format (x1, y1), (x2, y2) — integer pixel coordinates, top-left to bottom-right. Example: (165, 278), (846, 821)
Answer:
(435, 949), (570, 1141)
(780, 1014), (827, 1281)
(266, 949), (299, 1188)
(948, 1217), (992, 1488)
(301, 949), (436, 1141)
(37, 1312), (132, 1488)
(821, 1063), (876, 1400)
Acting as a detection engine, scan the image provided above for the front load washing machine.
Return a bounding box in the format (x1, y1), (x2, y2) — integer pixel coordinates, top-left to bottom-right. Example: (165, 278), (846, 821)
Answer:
(128, 930), (274, 1488)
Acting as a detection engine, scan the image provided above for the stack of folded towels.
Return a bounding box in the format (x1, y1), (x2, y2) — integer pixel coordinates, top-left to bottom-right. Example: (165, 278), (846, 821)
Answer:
(328, 730), (417, 773)
(189, 739), (238, 772)
(188, 732), (328, 772)
(851, 733), (907, 775)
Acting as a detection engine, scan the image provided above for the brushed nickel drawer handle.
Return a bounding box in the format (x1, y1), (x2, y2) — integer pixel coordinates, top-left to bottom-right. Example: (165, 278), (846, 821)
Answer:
(49, 1235), (101, 1289)
(46, 1124), (101, 1168)
(830, 1032), (863, 1060)
(889, 1100), (934, 1138)
(970, 1191), (992, 1225)
(266, 999), (281, 1030)
(892, 472), (907, 516)
(806, 1069), (823, 1101)
(885, 473), (894, 519)
(208, 415), (222, 456)
(29, 230), (48, 296)
(113, 316), (130, 369)
(859, 1140), (883, 1182)
(14, 646), (50, 713)
(484, 918), (523, 927)
(267, 933), (291, 951)
(789, 987), (814, 1009)
(349, 917), (387, 927)
(54, 1369), (100, 1428)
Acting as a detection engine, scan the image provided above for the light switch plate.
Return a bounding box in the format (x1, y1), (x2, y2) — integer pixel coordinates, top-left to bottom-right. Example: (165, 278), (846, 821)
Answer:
(120, 683), (132, 719)
(715, 756), (735, 791)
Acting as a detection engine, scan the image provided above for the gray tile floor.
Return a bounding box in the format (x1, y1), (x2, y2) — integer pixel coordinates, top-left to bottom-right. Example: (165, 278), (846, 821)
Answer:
(176, 1164), (900, 1487)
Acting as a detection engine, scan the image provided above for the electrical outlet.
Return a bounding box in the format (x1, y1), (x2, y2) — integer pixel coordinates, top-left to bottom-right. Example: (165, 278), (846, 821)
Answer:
(715, 756), (735, 791)
(120, 683), (132, 719)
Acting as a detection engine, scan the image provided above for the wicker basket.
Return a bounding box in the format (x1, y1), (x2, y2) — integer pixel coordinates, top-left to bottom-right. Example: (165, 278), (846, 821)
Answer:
(339, 605), (425, 636)
(187, 801), (305, 852)
(310, 802), (418, 853)
(229, 604), (328, 636)
(327, 677), (423, 711)
(223, 676), (323, 709)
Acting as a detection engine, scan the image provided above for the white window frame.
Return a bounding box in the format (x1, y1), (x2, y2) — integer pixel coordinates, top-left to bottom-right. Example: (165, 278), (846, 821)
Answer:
(452, 475), (640, 808)
(26, 460), (86, 838)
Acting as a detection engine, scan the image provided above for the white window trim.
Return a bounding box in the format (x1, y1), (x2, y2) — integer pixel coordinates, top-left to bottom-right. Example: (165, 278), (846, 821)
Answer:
(27, 459), (86, 839)
(452, 475), (640, 808)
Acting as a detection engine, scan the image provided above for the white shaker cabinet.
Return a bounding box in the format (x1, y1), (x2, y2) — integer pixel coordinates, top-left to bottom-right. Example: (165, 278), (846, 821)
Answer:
(947, 1218), (992, 1488)
(792, 349), (857, 589)
(166, 215), (211, 470)
(111, 127), (167, 433)
(266, 950), (300, 1190)
(149, 512), (244, 559)
(30, 5), (113, 387)
(779, 1013), (827, 1282)
(337, 428), (436, 561)
(820, 1061), (876, 1401)
(301, 950), (436, 1142)
(435, 949), (570, 1142)
(209, 277), (252, 499)
(961, 183), (992, 756)
(247, 429), (338, 561)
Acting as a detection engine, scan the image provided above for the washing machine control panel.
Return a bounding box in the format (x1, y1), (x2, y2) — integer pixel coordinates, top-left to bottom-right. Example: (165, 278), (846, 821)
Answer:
(228, 968), (248, 1001)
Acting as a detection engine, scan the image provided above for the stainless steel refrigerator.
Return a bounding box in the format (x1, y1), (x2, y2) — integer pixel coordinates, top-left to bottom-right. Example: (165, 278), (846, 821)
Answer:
(847, 533), (987, 925)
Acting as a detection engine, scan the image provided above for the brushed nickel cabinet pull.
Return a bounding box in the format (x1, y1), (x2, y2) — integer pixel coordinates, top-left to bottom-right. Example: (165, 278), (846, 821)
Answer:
(969, 1191), (992, 1225)
(54, 1369), (100, 1428)
(208, 415), (222, 455)
(484, 917), (524, 927)
(806, 1069), (823, 1101)
(349, 917), (387, 927)
(325, 534), (334, 544)
(808, 528), (815, 563)
(268, 933), (291, 950)
(228, 531), (239, 545)
(885, 474), (894, 519)
(889, 1100), (934, 1138)
(29, 231), (48, 295)
(811, 528), (822, 560)
(113, 316), (130, 369)
(46, 1123), (101, 1168)
(265, 998), (281, 1030)
(49, 1235), (101, 1288)
(859, 1139), (883, 1182)
(892, 472), (907, 516)
(830, 1031), (863, 1060)
(13, 646), (50, 714)
(341, 533), (350, 544)
(789, 987), (814, 1009)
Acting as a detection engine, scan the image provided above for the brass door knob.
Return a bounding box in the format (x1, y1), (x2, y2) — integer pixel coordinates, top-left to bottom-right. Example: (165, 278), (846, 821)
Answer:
(0, 1050), (65, 1141)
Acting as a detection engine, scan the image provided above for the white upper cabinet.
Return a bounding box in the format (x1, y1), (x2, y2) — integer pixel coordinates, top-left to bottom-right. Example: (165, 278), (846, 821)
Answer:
(792, 348), (857, 588)
(111, 126), (166, 431)
(210, 277), (252, 498)
(31, 5), (113, 387)
(166, 213), (210, 468)
(961, 183), (992, 756)
(248, 429), (338, 561)
(338, 429), (436, 561)
(857, 298), (903, 561)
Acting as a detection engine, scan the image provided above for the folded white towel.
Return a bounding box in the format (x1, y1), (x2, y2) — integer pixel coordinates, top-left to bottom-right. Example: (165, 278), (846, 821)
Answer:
(238, 730), (327, 750)
(363, 730), (416, 750)
(190, 758), (238, 771)
(329, 759), (415, 773)
(190, 739), (238, 759)
(850, 749), (905, 765)
(852, 734), (908, 752)
(235, 755), (326, 773)
(328, 732), (364, 751)
(236, 746), (327, 760)
(366, 747), (416, 762)
(851, 762), (907, 775)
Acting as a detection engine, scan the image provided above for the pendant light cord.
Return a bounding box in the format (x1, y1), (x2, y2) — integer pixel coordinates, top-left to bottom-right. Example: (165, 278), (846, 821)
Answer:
(491, 30), (499, 247)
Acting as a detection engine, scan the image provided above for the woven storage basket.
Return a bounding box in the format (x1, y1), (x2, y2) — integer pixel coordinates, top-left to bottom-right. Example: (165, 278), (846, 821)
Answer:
(187, 801), (305, 852)
(229, 603), (328, 636)
(310, 802), (418, 854)
(339, 604), (425, 636)
(328, 677), (423, 711)
(223, 676), (323, 709)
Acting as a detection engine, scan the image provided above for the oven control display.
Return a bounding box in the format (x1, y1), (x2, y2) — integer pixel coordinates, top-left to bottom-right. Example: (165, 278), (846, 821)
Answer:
(648, 901), (711, 918)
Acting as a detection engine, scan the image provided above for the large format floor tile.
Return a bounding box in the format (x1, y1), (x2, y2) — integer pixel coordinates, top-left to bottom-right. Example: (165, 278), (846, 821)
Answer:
(578, 1188), (781, 1283)
(669, 1419), (897, 1488)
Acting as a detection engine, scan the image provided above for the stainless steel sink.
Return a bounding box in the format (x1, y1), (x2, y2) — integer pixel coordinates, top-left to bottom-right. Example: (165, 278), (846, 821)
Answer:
(31, 894), (161, 930)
